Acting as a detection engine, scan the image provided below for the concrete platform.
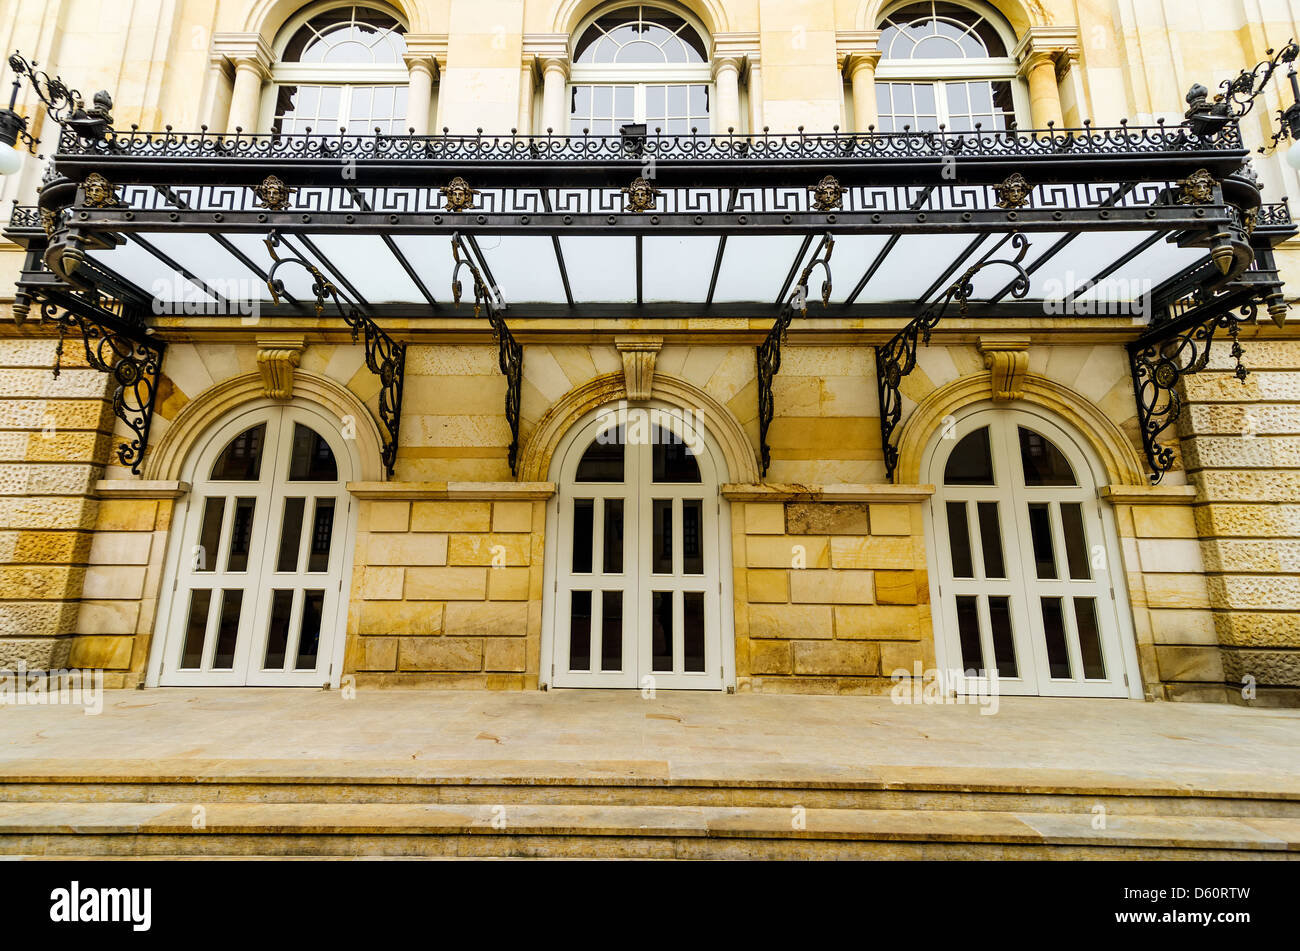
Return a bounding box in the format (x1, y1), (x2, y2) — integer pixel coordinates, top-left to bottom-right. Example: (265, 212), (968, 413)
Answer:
(1, 690), (1298, 857)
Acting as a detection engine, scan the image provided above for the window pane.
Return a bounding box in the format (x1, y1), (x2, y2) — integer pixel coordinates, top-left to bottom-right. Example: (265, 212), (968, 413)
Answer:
(602, 499), (624, 574)
(684, 592), (705, 672)
(1019, 427), (1077, 486)
(569, 590), (592, 670)
(576, 428), (624, 482)
(652, 500), (673, 574)
(944, 427), (995, 485)
(976, 501), (1006, 579)
(196, 497), (225, 572)
(210, 423), (265, 480)
(263, 589), (295, 670)
(1060, 503), (1091, 580)
(1040, 596), (1072, 679)
(225, 498), (256, 572)
(955, 594), (983, 676)
(1027, 503), (1058, 579)
(289, 425), (338, 481)
(1074, 597), (1106, 680)
(276, 498), (306, 573)
(652, 426), (701, 482)
(213, 589), (243, 670)
(652, 590), (674, 672)
(180, 589), (213, 669)
(572, 499), (594, 573)
(296, 590), (325, 669)
(987, 595), (1017, 678)
(600, 590), (623, 672)
(307, 498), (335, 573)
(682, 500), (704, 575)
(946, 502), (974, 578)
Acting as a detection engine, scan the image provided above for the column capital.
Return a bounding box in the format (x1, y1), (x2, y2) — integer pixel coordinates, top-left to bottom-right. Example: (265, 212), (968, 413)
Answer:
(211, 32), (273, 74)
(836, 30), (882, 75)
(404, 33), (449, 76)
(712, 56), (744, 80)
(540, 57), (570, 80)
(1012, 25), (1080, 72)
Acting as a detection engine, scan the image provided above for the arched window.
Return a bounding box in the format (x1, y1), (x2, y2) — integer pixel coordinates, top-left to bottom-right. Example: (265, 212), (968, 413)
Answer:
(568, 3), (713, 135)
(267, 2), (410, 135)
(874, 1), (1021, 133)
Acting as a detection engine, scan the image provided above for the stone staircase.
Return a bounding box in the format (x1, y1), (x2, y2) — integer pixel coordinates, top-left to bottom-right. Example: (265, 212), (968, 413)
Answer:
(1, 765), (1298, 859)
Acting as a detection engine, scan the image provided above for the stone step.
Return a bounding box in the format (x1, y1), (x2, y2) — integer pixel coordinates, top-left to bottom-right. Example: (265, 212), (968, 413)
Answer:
(1, 802), (1297, 859)
(1, 767), (1297, 819)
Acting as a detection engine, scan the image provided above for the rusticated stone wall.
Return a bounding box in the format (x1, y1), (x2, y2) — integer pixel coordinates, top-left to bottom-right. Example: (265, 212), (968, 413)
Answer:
(0, 336), (112, 669)
(1181, 338), (1300, 706)
(343, 492), (547, 688)
(731, 490), (933, 694)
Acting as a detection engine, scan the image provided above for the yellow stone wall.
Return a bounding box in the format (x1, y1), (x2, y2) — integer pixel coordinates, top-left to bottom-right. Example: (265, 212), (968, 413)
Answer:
(1, 0), (1299, 701)
(734, 494), (931, 693)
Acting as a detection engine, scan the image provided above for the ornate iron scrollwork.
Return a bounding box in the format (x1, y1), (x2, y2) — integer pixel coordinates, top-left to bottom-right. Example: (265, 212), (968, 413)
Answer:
(877, 233), (1032, 480)
(450, 232), (523, 475)
(756, 233), (835, 476)
(1129, 300), (1252, 484)
(264, 231), (406, 476)
(38, 296), (164, 475)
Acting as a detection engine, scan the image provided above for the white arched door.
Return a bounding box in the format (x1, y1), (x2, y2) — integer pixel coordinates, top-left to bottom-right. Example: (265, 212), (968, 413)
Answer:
(157, 404), (355, 686)
(545, 404), (728, 690)
(926, 407), (1139, 698)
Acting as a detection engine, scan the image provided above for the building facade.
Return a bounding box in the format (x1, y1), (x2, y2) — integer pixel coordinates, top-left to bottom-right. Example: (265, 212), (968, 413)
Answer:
(2, 0), (1299, 705)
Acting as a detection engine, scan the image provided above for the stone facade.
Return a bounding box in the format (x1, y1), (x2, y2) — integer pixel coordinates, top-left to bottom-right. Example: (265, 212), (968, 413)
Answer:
(0, 0), (1299, 705)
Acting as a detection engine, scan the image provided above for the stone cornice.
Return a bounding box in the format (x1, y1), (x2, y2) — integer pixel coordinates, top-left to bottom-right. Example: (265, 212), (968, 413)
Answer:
(346, 481), (557, 500)
(721, 483), (935, 502)
(211, 32), (273, 73)
(96, 480), (190, 500)
(1012, 25), (1081, 67)
(403, 34), (449, 74)
(1098, 485), (1199, 506)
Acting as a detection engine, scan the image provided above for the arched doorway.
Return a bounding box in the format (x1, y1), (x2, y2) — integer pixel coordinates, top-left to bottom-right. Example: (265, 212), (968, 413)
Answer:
(924, 405), (1140, 698)
(542, 402), (733, 690)
(153, 402), (357, 686)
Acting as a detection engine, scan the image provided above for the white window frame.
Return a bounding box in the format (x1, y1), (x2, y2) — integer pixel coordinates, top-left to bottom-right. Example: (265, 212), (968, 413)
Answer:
(567, 2), (715, 133)
(921, 404), (1143, 700)
(259, 0), (410, 134)
(874, 0), (1027, 130)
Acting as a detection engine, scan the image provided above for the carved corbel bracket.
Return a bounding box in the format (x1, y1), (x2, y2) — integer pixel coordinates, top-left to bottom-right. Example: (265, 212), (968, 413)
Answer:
(978, 335), (1031, 402)
(256, 335), (305, 400)
(615, 335), (663, 401)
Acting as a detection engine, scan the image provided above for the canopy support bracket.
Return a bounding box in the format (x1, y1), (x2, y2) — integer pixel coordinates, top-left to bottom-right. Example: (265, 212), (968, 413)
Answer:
(878, 233), (1032, 480)
(27, 285), (165, 476)
(756, 233), (835, 476)
(265, 231), (406, 476)
(1128, 296), (1256, 484)
(451, 232), (523, 475)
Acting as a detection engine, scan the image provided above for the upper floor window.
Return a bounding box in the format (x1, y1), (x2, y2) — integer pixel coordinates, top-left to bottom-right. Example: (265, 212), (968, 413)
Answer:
(268, 3), (409, 135)
(569, 3), (712, 135)
(875, 1), (1019, 133)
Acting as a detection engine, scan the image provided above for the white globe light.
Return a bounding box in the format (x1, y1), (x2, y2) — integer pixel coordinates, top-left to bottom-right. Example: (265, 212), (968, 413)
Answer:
(0, 142), (22, 176)
(1287, 137), (1300, 170)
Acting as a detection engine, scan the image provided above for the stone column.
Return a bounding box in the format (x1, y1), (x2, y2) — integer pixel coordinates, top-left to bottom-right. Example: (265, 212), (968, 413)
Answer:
(517, 60), (536, 135)
(713, 57), (743, 133)
(1013, 27), (1079, 131)
(540, 57), (569, 134)
(404, 57), (435, 135)
(1019, 52), (1063, 129)
(227, 56), (270, 134)
(844, 51), (882, 132)
(747, 59), (764, 134)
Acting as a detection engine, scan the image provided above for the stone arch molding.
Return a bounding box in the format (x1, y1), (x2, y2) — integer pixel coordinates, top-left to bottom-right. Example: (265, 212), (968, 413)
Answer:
(241, 0), (431, 40)
(893, 370), (1147, 488)
(518, 371), (760, 484)
(144, 370), (387, 483)
(857, 0), (1045, 34)
(549, 0), (729, 38)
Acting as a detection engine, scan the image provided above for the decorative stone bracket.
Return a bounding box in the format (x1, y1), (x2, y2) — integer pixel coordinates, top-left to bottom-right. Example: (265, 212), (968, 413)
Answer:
(615, 335), (663, 401)
(978, 335), (1031, 402)
(256, 335), (305, 400)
